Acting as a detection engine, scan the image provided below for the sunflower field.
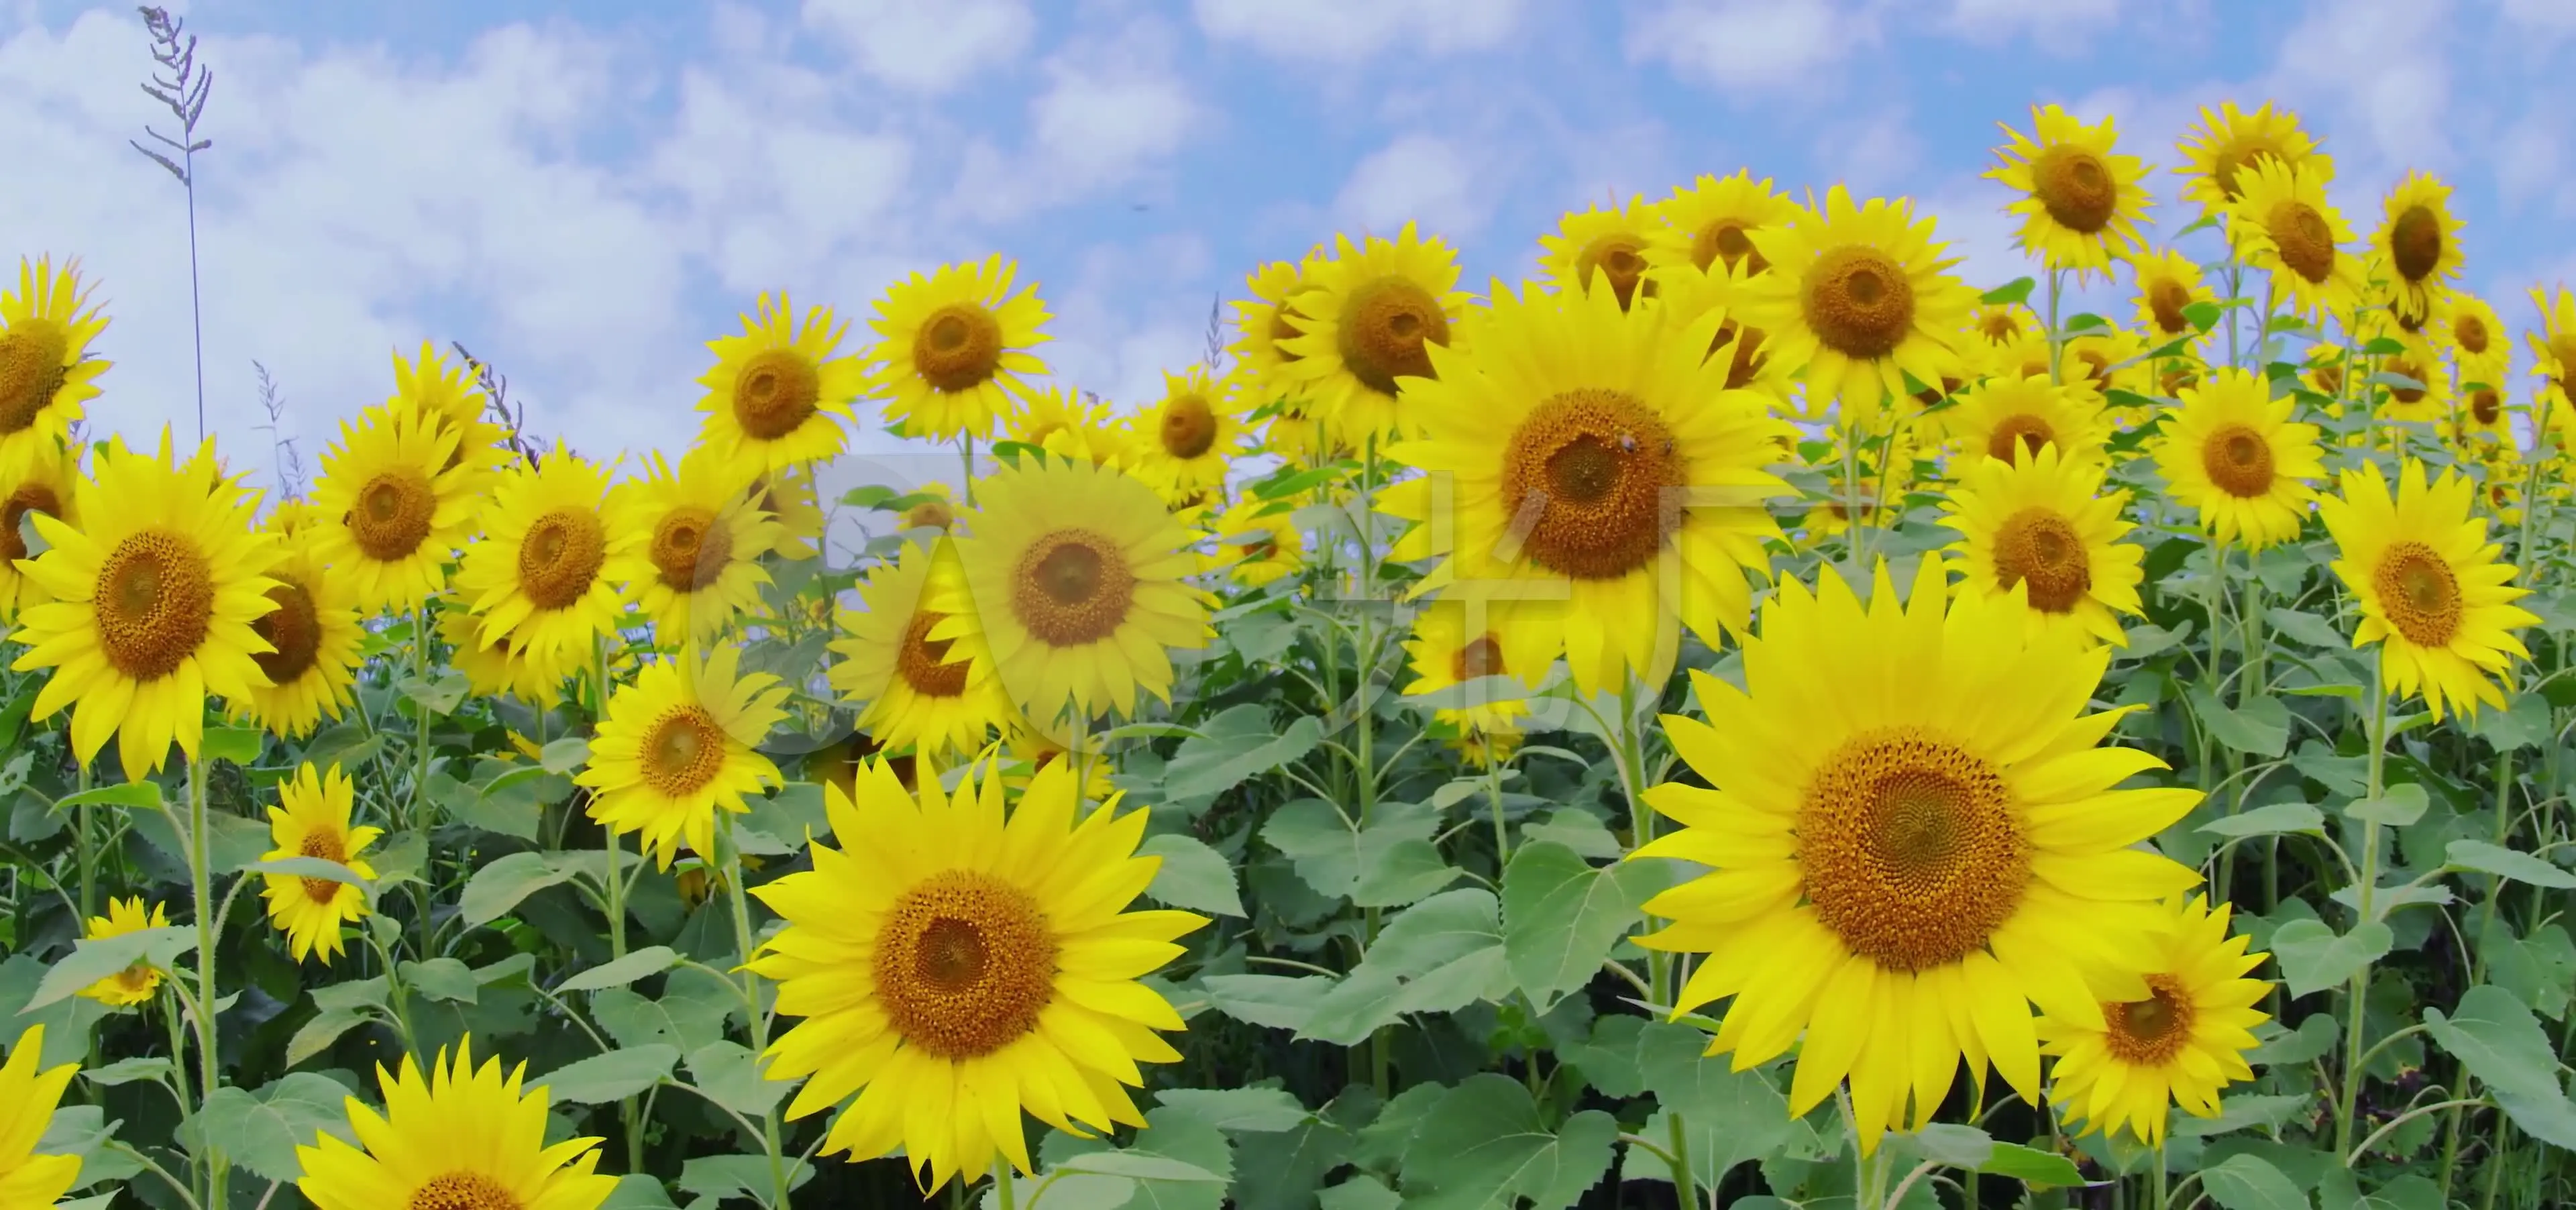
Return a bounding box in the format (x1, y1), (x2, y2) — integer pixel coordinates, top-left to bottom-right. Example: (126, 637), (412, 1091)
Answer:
(5, 80), (2576, 1210)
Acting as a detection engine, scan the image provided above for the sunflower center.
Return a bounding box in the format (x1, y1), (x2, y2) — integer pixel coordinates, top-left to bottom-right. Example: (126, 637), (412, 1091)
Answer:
(1712, 321), (1768, 390)
(2266, 201), (2337, 284)
(1977, 312), (2023, 343)
(2200, 424), (2275, 498)
(1798, 728), (2029, 972)
(1337, 276), (1450, 396)
(2390, 205), (2443, 283)
(1010, 531), (1136, 647)
(409, 1170), (521, 1210)
(297, 828), (347, 905)
(2455, 313), (2491, 355)
(1801, 245), (1915, 360)
(732, 349), (821, 441)
(651, 506), (732, 592)
(2473, 388), (2502, 425)
(2102, 975), (2198, 1066)
(252, 578), (322, 685)
(2147, 279), (2194, 335)
(1693, 221), (1766, 274)
(1575, 235), (1654, 309)
(1985, 414), (2055, 464)
(873, 869), (1057, 1059)
(0, 482), (61, 564)
(2074, 349), (2114, 390)
(1992, 509), (2090, 614)
(904, 499), (955, 531)
(95, 531), (215, 682)
(2212, 144), (2280, 201)
(350, 470), (437, 562)
(897, 610), (969, 698)
(515, 508), (607, 611)
(1452, 634), (1505, 682)
(2033, 146), (2118, 234)
(1499, 388), (1681, 581)
(2372, 541), (2462, 647)
(641, 705), (728, 798)
(1160, 394), (1218, 459)
(914, 304), (1006, 394)
(0, 325), (68, 435)
(2385, 358), (2428, 404)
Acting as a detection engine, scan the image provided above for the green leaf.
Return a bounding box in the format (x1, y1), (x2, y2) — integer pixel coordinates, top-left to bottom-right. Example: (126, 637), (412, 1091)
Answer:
(1907, 1123), (1993, 1168)
(2200, 802), (2326, 839)
(2248, 1013), (2339, 1066)
(250, 855), (372, 899)
(686, 1041), (784, 1117)
(537, 1045), (680, 1104)
(2268, 919), (2394, 998)
(1980, 278), (2035, 306)
(2347, 783), (2429, 827)
(1139, 834), (1245, 918)
(2423, 985), (2576, 1148)
(2262, 606), (2349, 649)
(1153, 1087), (1309, 1133)
(81, 1056), (172, 1087)
(28, 925), (195, 1011)
(985, 1174), (1137, 1210)
(400, 957), (479, 1004)
(2173, 1093), (2316, 1138)
(1399, 1075), (1615, 1210)
(591, 981), (737, 1056)
(2447, 840), (2576, 888)
(2062, 312), (2108, 333)
(1500, 841), (1655, 1010)
(52, 781), (162, 812)
(201, 726), (264, 765)
(1199, 975), (1333, 1033)
(287, 1006), (374, 1067)
(2182, 299), (2224, 331)
(2485, 920), (2576, 1020)
(1055, 1152), (1228, 1182)
(1299, 890), (1509, 1046)
(1314, 1177), (1400, 1210)
(559, 946), (682, 994)
(2359, 336), (2408, 357)
(678, 1154), (814, 1205)
(400, 669), (473, 716)
(1978, 1142), (2084, 1187)
(2200, 1153), (2306, 1210)
(1164, 706), (1324, 800)
(1626, 1023), (1799, 1189)
(2189, 686), (2290, 757)
(600, 1174), (682, 1208)
(459, 851), (574, 927)
(541, 737), (591, 774)
(189, 1073), (360, 1182)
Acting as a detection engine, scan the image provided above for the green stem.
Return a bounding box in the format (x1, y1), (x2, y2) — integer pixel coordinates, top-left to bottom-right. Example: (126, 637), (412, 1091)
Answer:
(1486, 755), (1510, 869)
(995, 1153), (1018, 1210)
(960, 434), (978, 508)
(1356, 435), (1389, 1099)
(409, 603), (435, 956)
(1665, 1110), (1695, 1210)
(1609, 679), (1666, 1008)
(719, 817), (791, 1209)
(187, 756), (228, 1210)
(2334, 649), (2389, 1162)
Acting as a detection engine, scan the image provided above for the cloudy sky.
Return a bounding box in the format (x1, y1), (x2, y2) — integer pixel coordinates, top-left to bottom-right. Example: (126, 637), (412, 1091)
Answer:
(3, 0), (2573, 499)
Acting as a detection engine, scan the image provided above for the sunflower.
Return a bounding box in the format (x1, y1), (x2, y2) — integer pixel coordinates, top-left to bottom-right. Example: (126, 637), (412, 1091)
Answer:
(1941, 443), (2145, 648)
(619, 446), (780, 645)
(1539, 197), (1667, 309)
(454, 448), (646, 669)
(697, 293), (867, 474)
(1038, 415), (1142, 475)
(1627, 557), (2204, 1150)
(1402, 596), (1554, 736)
(0, 439), (78, 623)
(578, 645), (790, 871)
(2125, 248), (2216, 350)
(2225, 158), (2363, 324)
(2375, 325), (2453, 426)
(1010, 385), (1113, 451)
(938, 457), (1214, 728)
(902, 483), (960, 533)
(1381, 281), (1794, 696)
(2153, 368), (2324, 548)
(751, 465), (827, 561)
(386, 342), (512, 488)
(2372, 171), (2463, 327)
(7, 431), (282, 783)
(435, 595), (566, 706)
(2061, 324), (2153, 403)
(310, 401), (481, 614)
(2038, 895), (2271, 1146)
(1204, 498), (1307, 590)
(1228, 254), (1322, 406)
(2528, 286), (2576, 386)
(2440, 292), (2510, 388)
(1646, 170), (1805, 277)
(1739, 185), (1978, 420)
(294, 1038), (616, 1210)
(260, 763), (380, 965)
(1987, 105), (2152, 278)
(1646, 260), (1776, 392)
(997, 728), (1118, 804)
(2457, 376), (2512, 448)
(2174, 101), (2334, 219)
(1277, 223), (1472, 443)
(1129, 367), (1246, 497)
(0, 1025), (78, 1205)
(0, 256), (109, 483)
(749, 758), (1206, 1191)
(77, 896), (170, 1007)
(1968, 303), (2035, 348)
(1937, 373), (2111, 468)
(2319, 458), (2540, 720)
(232, 513), (365, 740)
(829, 539), (1017, 765)
(868, 256), (1053, 444)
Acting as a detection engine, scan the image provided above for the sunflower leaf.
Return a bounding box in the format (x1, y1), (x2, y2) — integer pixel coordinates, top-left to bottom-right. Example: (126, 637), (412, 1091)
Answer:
(2423, 985), (2576, 1149)
(1140, 833), (1246, 918)
(558, 945), (681, 994)
(27, 925), (195, 1011)
(201, 726), (264, 766)
(458, 850), (576, 927)
(51, 781), (162, 813)
(2267, 919), (2394, 998)
(2347, 783), (2430, 828)
(2198, 1154), (2306, 1210)
(1397, 1075), (1615, 1210)
(1501, 841), (1656, 1011)
(2447, 840), (2576, 889)
(537, 1044), (680, 1104)
(2200, 802), (2326, 838)
(1980, 278), (2035, 306)
(184, 1072), (360, 1182)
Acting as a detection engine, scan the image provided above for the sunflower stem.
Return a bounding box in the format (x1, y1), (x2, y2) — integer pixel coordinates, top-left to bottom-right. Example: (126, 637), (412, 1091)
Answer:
(2044, 267), (2065, 385)
(961, 434), (978, 508)
(2334, 647), (2390, 1162)
(720, 816), (792, 1209)
(994, 1155), (1018, 1210)
(409, 602), (435, 958)
(1664, 1109), (1695, 1210)
(187, 753), (229, 1210)
(2152, 1139), (2170, 1209)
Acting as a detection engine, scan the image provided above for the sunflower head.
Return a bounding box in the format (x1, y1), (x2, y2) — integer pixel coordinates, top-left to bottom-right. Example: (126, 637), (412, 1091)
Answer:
(293, 1036), (616, 1210)
(2319, 457), (2542, 720)
(233, 525), (365, 741)
(1646, 170), (1805, 277)
(2528, 286), (2576, 386)
(2225, 156), (2362, 323)
(2039, 894), (2271, 1145)
(78, 896), (172, 1007)
(453, 445), (646, 667)
(578, 644), (791, 870)
(387, 341), (512, 486)
(2153, 368), (2325, 549)
(868, 256), (1054, 444)
(0, 256), (111, 483)
(0, 437), (80, 622)
(1540, 197), (1668, 309)
(0, 1024), (80, 1207)
(1130, 366), (1246, 496)
(1205, 498), (1308, 590)
(828, 537), (1017, 766)
(2125, 247), (2215, 345)
(620, 446), (781, 644)
(1987, 105), (2153, 278)
(1943, 441), (2147, 649)
(260, 763), (381, 965)
(1741, 185), (1978, 422)
(2372, 170), (2463, 327)
(1937, 372), (2110, 468)
(1276, 223), (1468, 443)
(2175, 100), (2333, 218)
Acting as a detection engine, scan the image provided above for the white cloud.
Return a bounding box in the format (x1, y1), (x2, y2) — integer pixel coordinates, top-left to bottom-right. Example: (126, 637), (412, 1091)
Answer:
(1809, 108), (1922, 200)
(2267, 0), (2451, 171)
(1625, 0), (1870, 93)
(1943, 0), (2120, 52)
(1191, 0), (1524, 62)
(798, 0), (1034, 94)
(1332, 133), (1491, 240)
(951, 23), (1201, 223)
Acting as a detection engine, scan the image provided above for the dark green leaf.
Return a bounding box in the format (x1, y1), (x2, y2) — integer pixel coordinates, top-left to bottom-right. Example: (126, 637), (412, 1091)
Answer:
(1501, 841), (1655, 1009)
(2423, 985), (2576, 1148)
(1399, 1075), (1615, 1210)
(189, 1073), (360, 1182)
(2200, 1153), (2305, 1210)
(557, 946), (680, 994)
(539, 1046), (680, 1104)
(2268, 919), (2394, 997)
(1140, 834), (1245, 918)
(1980, 278), (2035, 306)
(2447, 840), (2576, 889)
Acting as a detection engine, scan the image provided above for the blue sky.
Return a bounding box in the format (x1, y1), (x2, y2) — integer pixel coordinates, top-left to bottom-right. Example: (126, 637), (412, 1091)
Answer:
(3, 0), (2573, 500)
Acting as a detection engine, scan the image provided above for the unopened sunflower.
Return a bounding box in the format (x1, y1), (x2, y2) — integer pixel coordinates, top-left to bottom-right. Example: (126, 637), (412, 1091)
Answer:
(2372, 170), (2463, 327)
(0, 438), (78, 622)
(0, 256), (110, 482)
(233, 510), (365, 740)
(619, 446), (781, 645)
(829, 537), (1016, 765)
(1129, 366), (1245, 498)
(1381, 280), (1793, 696)
(1204, 497), (1306, 590)
(578, 644), (790, 871)
(1539, 197), (1666, 309)
(2153, 367), (2324, 549)
(1987, 104), (2151, 278)
(309, 401), (481, 614)
(2174, 100), (2334, 219)
(1942, 442), (2145, 648)
(1646, 169), (1803, 277)
(2224, 157), (2363, 324)
(1936, 372), (2110, 468)
(76, 896), (170, 1007)
(2319, 457), (2540, 720)
(1739, 185), (1977, 419)
(259, 763), (380, 965)
(7, 431), (282, 783)
(2127, 248), (2216, 352)
(749, 759), (1205, 1191)
(294, 1038), (616, 1210)
(1277, 222), (1470, 443)
(2039, 894), (2271, 1146)
(697, 292), (867, 473)
(453, 447), (647, 669)
(867, 255), (1053, 444)
(0, 1025), (80, 1205)
(1629, 557), (2202, 1150)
